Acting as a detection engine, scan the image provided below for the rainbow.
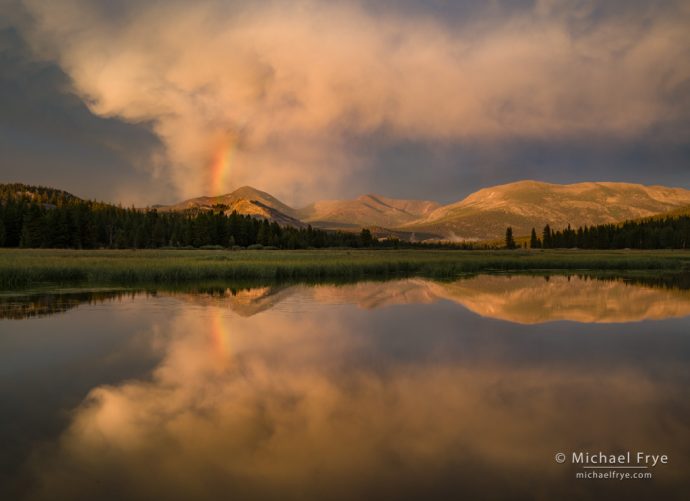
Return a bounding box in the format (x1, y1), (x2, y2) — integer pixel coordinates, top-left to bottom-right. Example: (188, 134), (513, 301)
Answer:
(209, 138), (235, 196)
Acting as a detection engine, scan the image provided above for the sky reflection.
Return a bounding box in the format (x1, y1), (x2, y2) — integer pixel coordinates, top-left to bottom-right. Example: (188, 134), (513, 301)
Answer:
(2, 276), (690, 499)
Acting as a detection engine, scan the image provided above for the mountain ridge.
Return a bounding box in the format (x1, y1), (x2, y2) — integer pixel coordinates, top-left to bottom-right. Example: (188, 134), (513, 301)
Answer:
(154, 186), (304, 227)
(295, 193), (440, 229)
(145, 180), (690, 241)
(400, 180), (690, 240)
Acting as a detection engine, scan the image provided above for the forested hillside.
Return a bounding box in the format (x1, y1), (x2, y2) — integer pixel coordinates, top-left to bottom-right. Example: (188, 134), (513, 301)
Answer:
(0, 184), (374, 249)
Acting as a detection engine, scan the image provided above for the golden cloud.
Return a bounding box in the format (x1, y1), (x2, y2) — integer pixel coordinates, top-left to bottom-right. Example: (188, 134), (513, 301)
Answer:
(20, 0), (690, 202)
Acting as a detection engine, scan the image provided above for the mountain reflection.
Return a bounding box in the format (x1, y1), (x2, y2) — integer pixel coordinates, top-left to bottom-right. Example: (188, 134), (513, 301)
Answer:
(421, 275), (690, 323)
(0, 290), (135, 319)
(5, 273), (690, 323)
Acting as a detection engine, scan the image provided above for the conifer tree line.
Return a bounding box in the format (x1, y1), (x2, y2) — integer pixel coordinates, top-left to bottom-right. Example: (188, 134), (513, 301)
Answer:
(0, 183), (476, 250)
(7, 184), (687, 250)
(0, 184), (384, 249)
(525, 216), (690, 249)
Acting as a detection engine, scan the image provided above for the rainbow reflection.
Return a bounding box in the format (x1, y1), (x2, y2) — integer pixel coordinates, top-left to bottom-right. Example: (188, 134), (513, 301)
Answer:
(209, 308), (232, 364)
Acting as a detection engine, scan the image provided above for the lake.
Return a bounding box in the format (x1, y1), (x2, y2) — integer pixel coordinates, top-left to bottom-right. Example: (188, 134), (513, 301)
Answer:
(2, 274), (690, 500)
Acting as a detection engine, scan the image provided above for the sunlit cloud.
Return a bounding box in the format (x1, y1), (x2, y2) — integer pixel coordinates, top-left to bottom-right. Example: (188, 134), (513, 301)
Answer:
(17, 0), (690, 203)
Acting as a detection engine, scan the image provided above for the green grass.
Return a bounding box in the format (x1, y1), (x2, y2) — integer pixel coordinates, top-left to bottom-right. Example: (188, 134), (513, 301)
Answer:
(1, 248), (690, 289)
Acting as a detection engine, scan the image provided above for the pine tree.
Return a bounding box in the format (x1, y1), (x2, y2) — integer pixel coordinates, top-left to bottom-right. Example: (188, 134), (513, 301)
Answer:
(529, 228), (541, 249)
(19, 203), (45, 248)
(542, 224), (552, 249)
(257, 220), (270, 245)
(505, 226), (516, 249)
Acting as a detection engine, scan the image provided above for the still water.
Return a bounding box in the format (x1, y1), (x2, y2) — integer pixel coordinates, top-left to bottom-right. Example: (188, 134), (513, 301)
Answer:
(2, 274), (690, 500)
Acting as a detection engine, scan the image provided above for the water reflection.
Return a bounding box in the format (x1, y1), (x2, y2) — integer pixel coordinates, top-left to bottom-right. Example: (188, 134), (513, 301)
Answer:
(4, 273), (690, 323)
(0, 290), (134, 319)
(2, 275), (690, 499)
(421, 275), (690, 323)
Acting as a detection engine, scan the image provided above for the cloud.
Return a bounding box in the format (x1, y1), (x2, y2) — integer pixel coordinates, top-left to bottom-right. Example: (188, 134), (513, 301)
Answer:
(17, 0), (690, 203)
(0, 19), (169, 206)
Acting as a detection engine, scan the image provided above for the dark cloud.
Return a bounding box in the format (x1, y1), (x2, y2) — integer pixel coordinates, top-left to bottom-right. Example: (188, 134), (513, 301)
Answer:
(355, 136), (690, 203)
(0, 23), (170, 205)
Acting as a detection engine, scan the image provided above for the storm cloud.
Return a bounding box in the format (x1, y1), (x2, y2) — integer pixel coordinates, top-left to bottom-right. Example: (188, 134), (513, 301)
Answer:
(2, 0), (690, 204)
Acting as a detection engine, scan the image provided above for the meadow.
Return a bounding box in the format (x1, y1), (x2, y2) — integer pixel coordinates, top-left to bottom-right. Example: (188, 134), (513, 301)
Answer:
(2, 248), (690, 289)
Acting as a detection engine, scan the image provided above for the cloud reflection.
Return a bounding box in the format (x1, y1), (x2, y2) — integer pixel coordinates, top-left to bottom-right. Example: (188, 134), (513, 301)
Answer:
(21, 287), (690, 500)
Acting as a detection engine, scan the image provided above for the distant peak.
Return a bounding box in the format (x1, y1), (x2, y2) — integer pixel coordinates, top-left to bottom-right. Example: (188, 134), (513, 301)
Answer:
(227, 185), (265, 196)
(484, 180), (550, 191)
(206, 186), (276, 201)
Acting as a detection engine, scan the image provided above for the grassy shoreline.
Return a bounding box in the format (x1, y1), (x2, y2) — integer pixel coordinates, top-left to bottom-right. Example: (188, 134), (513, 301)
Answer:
(2, 248), (690, 289)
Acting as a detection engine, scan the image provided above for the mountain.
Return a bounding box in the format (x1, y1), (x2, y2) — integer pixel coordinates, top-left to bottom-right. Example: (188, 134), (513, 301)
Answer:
(401, 180), (690, 240)
(154, 186), (304, 227)
(0, 183), (83, 206)
(643, 204), (690, 220)
(156, 187), (440, 232)
(152, 180), (690, 241)
(295, 194), (440, 229)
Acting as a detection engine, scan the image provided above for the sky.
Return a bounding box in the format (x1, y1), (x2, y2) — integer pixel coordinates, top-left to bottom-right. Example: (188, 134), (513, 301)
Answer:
(1, 0), (689, 206)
